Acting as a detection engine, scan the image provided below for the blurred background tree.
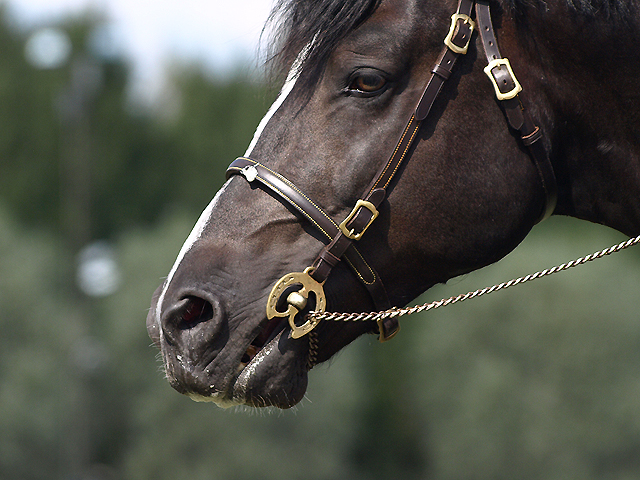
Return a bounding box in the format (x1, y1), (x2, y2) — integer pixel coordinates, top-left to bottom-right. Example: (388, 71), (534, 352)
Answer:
(1, 6), (640, 480)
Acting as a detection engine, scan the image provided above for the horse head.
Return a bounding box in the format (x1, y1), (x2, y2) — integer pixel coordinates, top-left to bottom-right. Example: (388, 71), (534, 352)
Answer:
(147, 0), (640, 408)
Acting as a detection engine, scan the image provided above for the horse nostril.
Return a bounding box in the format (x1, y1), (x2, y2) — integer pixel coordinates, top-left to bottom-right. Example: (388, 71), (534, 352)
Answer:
(160, 294), (225, 347)
(179, 296), (214, 329)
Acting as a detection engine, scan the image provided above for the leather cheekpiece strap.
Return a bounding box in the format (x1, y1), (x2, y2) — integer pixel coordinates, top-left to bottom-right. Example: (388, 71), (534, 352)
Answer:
(226, 158), (391, 311)
(475, 0), (557, 222)
(307, 0), (477, 339)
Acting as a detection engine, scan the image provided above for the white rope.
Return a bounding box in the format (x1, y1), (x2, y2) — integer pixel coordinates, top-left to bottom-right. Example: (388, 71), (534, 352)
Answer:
(308, 234), (640, 323)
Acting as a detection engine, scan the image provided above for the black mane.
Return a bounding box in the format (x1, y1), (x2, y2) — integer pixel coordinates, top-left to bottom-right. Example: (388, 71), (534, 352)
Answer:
(266, 0), (380, 87)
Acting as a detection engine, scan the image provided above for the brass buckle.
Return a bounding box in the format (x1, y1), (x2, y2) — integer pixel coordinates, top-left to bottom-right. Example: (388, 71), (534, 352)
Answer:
(444, 13), (476, 55)
(377, 317), (400, 342)
(483, 58), (523, 101)
(266, 267), (326, 339)
(339, 200), (379, 241)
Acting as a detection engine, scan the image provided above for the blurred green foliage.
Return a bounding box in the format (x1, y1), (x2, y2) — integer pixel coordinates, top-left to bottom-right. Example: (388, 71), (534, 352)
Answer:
(1, 7), (640, 480)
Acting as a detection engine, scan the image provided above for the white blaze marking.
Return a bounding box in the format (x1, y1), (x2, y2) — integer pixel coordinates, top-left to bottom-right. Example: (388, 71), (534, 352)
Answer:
(155, 181), (230, 323)
(156, 43), (313, 325)
(244, 41), (312, 156)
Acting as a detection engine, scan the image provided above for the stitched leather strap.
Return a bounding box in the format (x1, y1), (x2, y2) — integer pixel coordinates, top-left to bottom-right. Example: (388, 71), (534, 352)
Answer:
(226, 158), (391, 311)
(308, 0), (476, 339)
(476, 0), (557, 222)
(416, 0), (475, 120)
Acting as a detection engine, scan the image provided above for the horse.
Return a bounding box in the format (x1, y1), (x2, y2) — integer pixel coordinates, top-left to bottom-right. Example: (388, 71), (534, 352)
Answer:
(146, 0), (640, 409)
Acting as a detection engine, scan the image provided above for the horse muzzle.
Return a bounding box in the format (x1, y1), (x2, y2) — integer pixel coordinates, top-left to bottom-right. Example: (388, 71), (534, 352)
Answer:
(147, 281), (310, 408)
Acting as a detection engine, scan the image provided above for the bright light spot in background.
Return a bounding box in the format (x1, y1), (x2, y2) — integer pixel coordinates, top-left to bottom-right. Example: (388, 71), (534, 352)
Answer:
(24, 27), (72, 69)
(6, 0), (274, 103)
(77, 242), (122, 297)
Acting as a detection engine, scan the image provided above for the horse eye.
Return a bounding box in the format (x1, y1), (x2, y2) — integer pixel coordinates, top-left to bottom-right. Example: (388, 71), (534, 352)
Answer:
(348, 72), (387, 95)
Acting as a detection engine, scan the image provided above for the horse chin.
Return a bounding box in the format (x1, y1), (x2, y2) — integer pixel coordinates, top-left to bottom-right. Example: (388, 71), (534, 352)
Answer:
(161, 320), (309, 409)
(231, 328), (309, 408)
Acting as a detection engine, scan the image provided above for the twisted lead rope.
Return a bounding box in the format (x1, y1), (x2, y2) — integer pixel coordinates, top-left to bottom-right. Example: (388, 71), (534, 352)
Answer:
(308, 234), (640, 324)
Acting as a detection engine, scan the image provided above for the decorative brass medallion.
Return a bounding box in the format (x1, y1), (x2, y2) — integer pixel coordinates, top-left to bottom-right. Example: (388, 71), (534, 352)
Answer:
(266, 267), (326, 339)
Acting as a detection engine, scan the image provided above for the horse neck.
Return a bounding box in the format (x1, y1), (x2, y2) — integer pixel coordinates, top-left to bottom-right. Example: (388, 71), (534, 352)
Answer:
(520, 1), (640, 236)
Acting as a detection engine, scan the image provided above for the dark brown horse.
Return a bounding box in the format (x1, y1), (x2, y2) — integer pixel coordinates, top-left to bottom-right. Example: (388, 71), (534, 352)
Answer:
(147, 0), (640, 408)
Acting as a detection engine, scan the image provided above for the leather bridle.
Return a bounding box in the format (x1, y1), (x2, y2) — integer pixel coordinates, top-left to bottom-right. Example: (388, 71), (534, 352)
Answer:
(226, 0), (558, 342)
